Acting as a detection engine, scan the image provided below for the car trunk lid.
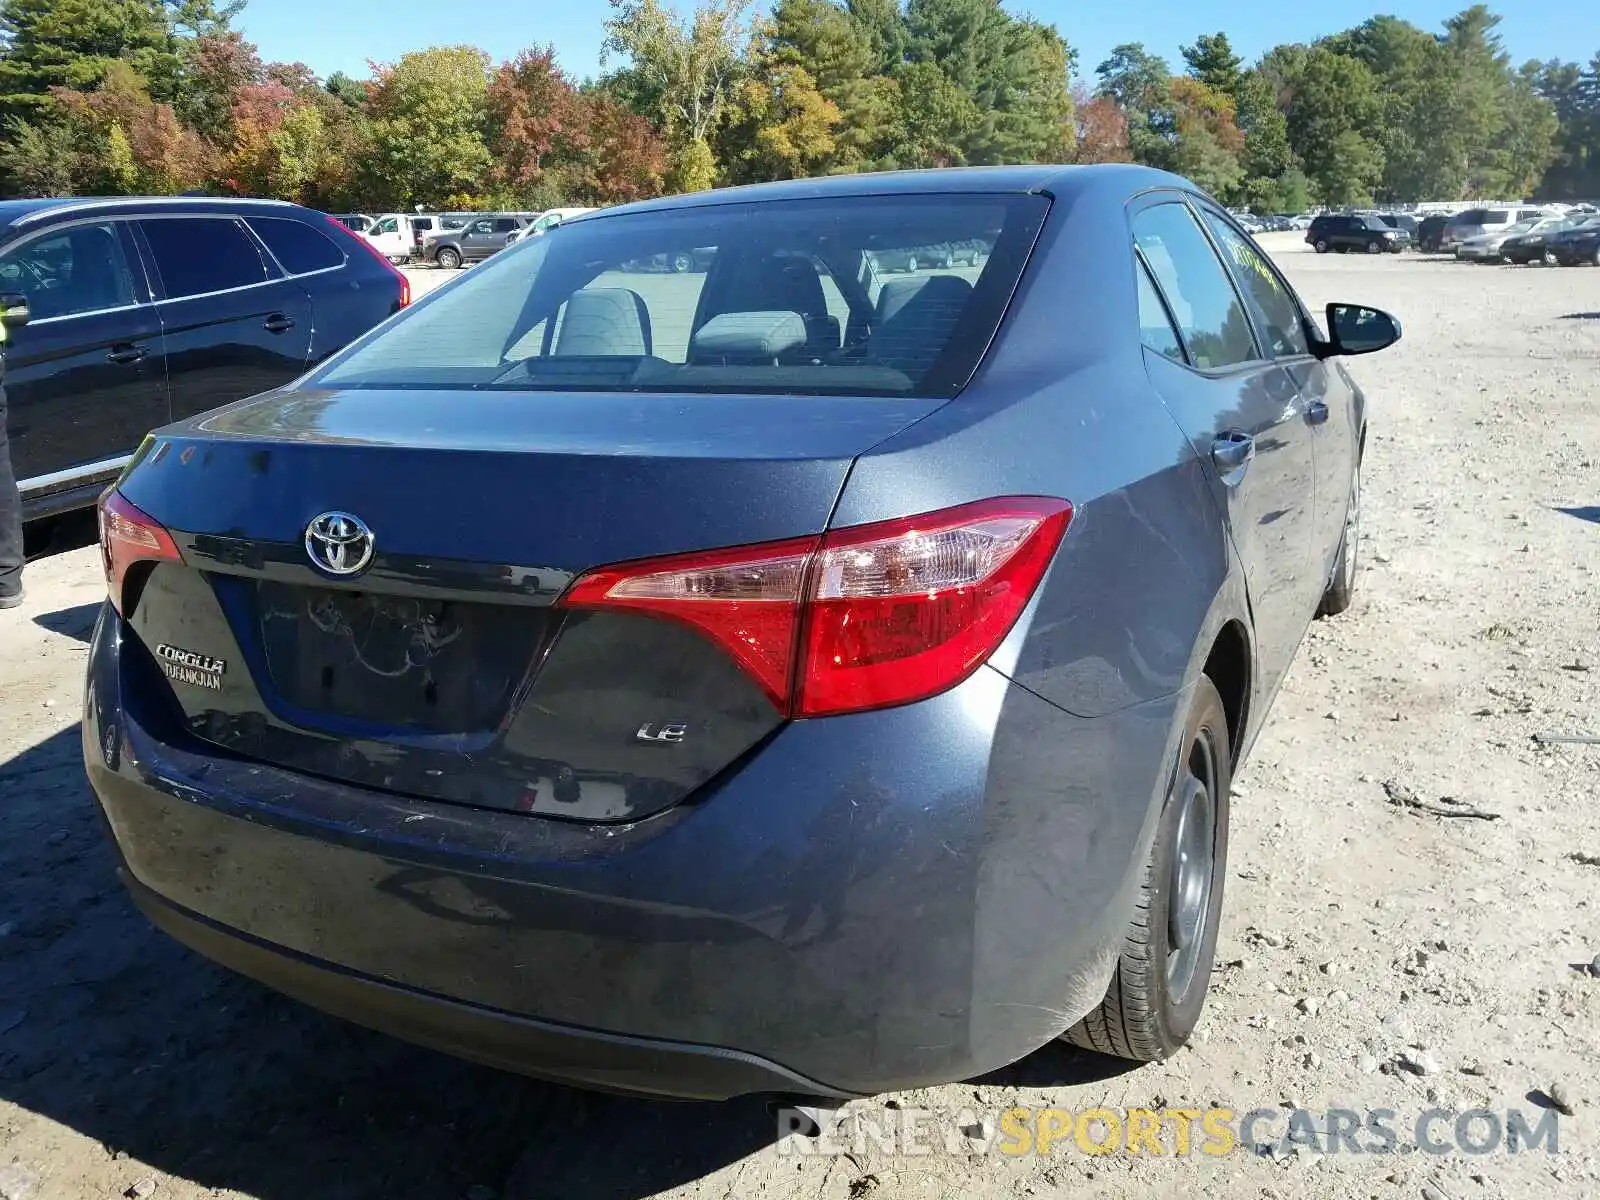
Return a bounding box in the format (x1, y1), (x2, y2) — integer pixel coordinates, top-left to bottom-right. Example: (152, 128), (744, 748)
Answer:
(115, 386), (946, 822)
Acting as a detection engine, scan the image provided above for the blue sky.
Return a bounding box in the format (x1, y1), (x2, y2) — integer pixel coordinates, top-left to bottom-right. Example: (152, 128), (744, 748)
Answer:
(237, 0), (1595, 86)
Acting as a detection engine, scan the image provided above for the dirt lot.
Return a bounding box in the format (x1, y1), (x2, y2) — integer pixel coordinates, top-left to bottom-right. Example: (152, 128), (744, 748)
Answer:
(2, 238), (1599, 1200)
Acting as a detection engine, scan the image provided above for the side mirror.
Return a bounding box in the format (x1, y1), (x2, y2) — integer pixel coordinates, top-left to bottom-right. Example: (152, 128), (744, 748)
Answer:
(1319, 303), (1401, 357)
(0, 293), (30, 328)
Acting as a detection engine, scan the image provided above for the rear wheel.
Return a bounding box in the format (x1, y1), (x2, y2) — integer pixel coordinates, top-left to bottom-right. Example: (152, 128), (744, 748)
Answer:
(435, 246), (461, 270)
(1542, 249), (1559, 266)
(907, 255), (919, 272)
(1313, 239), (1329, 253)
(1062, 678), (1230, 1061)
(672, 253), (693, 273)
(1366, 239), (1382, 254)
(1318, 459), (1361, 617)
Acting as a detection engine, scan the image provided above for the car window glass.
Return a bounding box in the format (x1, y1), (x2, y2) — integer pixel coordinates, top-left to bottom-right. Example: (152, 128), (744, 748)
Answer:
(141, 218), (269, 298)
(1136, 258), (1185, 363)
(247, 217), (345, 274)
(494, 218), (518, 233)
(471, 220), (493, 235)
(313, 193), (1048, 399)
(1200, 211), (1310, 359)
(1131, 202), (1259, 371)
(372, 218), (397, 235)
(0, 221), (138, 320)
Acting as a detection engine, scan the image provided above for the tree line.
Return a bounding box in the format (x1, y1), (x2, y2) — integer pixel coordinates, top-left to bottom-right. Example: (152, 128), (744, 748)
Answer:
(0, 0), (1596, 213)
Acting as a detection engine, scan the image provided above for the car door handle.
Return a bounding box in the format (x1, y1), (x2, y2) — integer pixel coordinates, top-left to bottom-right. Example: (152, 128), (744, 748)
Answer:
(1305, 400), (1330, 425)
(106, 344), (148, 365)
(1211, 431), (1255, 473)
(262, 314), (295, 333)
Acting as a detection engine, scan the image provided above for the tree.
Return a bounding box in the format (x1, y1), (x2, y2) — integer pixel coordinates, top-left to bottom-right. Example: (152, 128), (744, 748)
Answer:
(883, 59), (978, 167)
(486, 47), (580, 199)
(324, 70), (366, 108)
(603, 0), (750, 161)
(0, 112), (82, 194)
(0, 0), (180, 121)
(361, 45), (492, 208)
(1168, 76), (1244, 196)
(767, 0), (894, 170)
(1281, 45), (1385, 203)
(53, 60), (213, 193)
(1182, 32), (1242, 96)
(1233, 71), (1295, 208)
(720, 60), (840, 182)
(1070, 86), (1130, 163)
(572, 91), (667, 202)
(1096, 43), (1174, 166)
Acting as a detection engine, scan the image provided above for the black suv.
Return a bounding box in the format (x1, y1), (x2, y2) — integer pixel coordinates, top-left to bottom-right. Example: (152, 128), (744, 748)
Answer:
(0, 197), (408, 521)
(1306, 214), (1409, 254)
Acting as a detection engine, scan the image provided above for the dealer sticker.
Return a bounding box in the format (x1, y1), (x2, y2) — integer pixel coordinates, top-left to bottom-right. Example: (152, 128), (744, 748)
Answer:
(156, 643), (227, 691)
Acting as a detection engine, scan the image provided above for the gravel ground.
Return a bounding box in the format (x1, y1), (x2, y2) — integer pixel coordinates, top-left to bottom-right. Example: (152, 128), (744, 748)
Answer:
(2, 236), (1599, 1200)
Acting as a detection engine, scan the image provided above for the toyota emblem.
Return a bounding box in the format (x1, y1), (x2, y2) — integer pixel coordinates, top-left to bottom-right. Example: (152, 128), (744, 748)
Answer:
(305, 511), (375, 576)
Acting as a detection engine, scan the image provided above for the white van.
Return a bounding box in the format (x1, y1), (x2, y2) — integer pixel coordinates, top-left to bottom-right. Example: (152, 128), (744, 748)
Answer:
(512, 207), (596, 243)
(1439, 206), (1555, 252)
(362, 214), (415, 265)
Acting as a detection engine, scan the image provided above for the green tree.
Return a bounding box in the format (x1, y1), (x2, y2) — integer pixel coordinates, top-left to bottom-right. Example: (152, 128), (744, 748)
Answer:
(883, 58), (978, 167)
(1282, 45), (1385, 203)
(324, 70), (366, 108)
(1168, 76), (1244, 196)
(1234, 71), (1295, 208)
(0, 112), (81, 194)
(603, 0), (751, 179)
(1095, 43), (1175, 167)
(1181, 32), (1242, 96)
(0, 0), (180, 120)
(844, 0), (907, 72)
(361, 45), (492, 208)
(767, 0), (894, 170)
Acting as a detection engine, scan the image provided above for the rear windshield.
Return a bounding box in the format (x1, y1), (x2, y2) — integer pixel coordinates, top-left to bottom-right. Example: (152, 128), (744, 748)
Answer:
(309, 194), (1049, 399)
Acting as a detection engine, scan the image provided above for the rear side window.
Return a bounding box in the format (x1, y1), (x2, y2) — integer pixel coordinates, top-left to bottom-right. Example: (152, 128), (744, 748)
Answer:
(310, 194), (1049, 399)
(140, 218), (268, 298)
(1456, 209), (1488, 224)
(1132, 202), (1259, 371)
(493, 218), (519, 233)
(1200, 211), (1310, 359)
(248, 217), (345, 275)
(1136, 260), (1185, 363)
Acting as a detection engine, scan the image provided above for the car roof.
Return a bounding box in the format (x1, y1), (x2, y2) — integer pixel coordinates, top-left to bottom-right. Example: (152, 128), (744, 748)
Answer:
(584, 164), (1193, 222)
(0, 195), (303, 237)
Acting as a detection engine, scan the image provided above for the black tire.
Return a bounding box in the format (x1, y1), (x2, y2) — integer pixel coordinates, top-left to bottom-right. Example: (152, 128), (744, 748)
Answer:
(435, 246), (462, 270)
(672, 253), (692, 273)
(907, 255), (918, 272)
(1366, 239), (1382, 254)
(1318, 457), (1361, 617)
(1592, 245), (1600, 267)
(1542, 249), (1559, 266)
(1063, 677), (1231, 1062)
(1313, 239), (1329, 254)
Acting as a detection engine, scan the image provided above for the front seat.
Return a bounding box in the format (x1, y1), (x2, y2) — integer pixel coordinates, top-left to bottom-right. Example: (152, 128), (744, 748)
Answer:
(867, 275), (973, 378)
(695, 253), (838, 362)
(554, 288), (653, 357)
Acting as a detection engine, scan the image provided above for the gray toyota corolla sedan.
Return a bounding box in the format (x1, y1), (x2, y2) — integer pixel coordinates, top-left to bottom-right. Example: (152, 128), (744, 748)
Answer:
(85, 165), (1399, 1100)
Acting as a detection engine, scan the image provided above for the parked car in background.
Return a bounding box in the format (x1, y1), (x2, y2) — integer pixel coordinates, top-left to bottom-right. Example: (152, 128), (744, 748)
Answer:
(1307, 213), (1410, 253)
(1550, 217), (1600, 266)
(0, 197), (408, 522)
(1499, 217), (1585, 265)
(330, 213), (375, 234)
(515, 207), (596, 242)
(430, 214), (524, 268)
(84, 164), (1400, 1100)
(362, 213), (415, 265)
(1438, 206), (1552, 253)
(1415, 212), (1455, 253)
(872, 243), (955, 271)
(1372, 213), (1419, 240)
(1456, 215), (1567, 262)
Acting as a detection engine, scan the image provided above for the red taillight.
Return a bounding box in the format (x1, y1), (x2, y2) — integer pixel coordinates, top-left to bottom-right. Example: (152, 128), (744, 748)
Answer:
(98, 490), (182, 614)
(324, 215), (410, 308)
(559, 497), (1072, 717)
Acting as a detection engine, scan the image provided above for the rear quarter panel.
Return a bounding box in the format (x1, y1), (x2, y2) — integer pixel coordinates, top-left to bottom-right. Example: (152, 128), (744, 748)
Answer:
(833, 182), (1238, 721)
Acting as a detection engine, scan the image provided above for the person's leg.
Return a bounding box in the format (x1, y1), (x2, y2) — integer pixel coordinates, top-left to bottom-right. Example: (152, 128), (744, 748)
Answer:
(0, 379), (24, 607)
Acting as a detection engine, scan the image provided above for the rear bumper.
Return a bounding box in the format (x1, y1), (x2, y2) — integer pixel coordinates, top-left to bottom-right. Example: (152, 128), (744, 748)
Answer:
(85, 606), (1182, 1098)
